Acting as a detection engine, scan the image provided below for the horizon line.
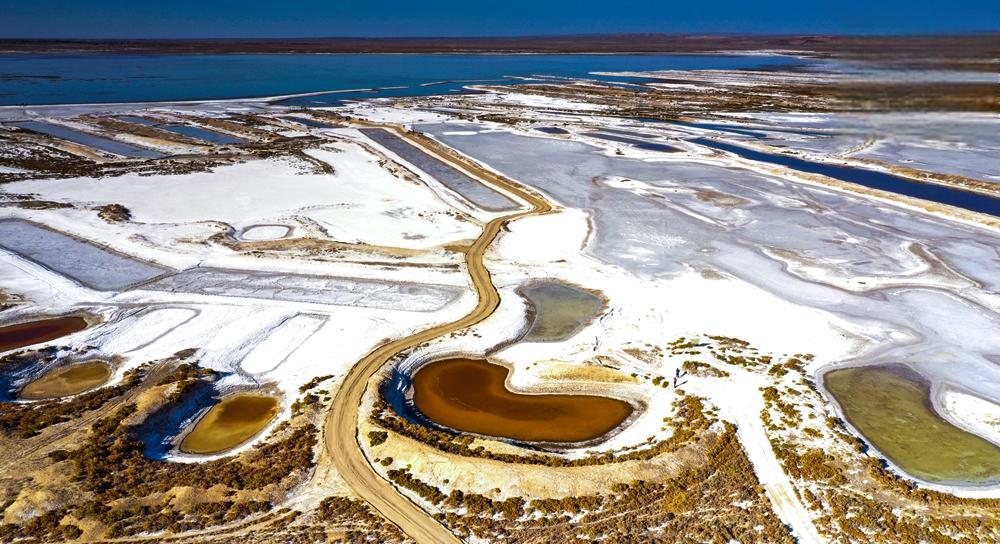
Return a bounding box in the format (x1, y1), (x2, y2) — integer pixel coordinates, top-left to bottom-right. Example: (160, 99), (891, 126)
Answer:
(2, 30), (998, 41)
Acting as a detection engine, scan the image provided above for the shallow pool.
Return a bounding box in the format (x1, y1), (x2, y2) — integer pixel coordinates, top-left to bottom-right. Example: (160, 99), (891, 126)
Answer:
(825, 364), (1000, 484)
(20, 360), (111, 399)
(180, 394), (279, 454)
(520, 281), (604, 342)
(0, 316), (89, 353)
(411, 358), (632, 443)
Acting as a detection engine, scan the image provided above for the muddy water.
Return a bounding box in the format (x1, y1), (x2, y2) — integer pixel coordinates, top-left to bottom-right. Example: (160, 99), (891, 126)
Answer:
(180, 394), (279, 454)
(825, 365), (1000, 484)
(0, 316), (89, 353)
(20, 361), (112, 399)
(520, 281), (604, 342)
(412, 358), (632, 443)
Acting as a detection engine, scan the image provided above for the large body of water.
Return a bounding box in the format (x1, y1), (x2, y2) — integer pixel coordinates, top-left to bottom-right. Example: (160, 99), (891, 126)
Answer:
(0, 53), (794, 106)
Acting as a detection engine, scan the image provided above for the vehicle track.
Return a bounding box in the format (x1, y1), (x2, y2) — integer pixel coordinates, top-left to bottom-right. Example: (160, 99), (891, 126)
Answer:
(323, 125), (553, 543)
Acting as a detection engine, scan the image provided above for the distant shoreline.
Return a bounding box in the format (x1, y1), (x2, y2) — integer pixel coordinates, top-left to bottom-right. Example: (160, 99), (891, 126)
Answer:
(0, 33), (996, 61)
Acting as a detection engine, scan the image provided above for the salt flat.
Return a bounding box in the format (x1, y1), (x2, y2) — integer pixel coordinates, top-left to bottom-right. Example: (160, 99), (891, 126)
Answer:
(1, 56), (999, 544)
(0, 219), (169, 290)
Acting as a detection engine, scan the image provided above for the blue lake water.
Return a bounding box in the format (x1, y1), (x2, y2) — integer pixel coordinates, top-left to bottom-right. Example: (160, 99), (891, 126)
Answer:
(281, 115), (338, 128)
(0, 53), (796, 106)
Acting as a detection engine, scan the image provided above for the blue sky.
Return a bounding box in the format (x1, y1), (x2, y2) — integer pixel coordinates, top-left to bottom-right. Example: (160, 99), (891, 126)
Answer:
(2, 0), (997, 38)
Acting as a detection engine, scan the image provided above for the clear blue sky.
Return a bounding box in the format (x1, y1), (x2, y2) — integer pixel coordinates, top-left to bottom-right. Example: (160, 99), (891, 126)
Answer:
(2, 0), (997, 38)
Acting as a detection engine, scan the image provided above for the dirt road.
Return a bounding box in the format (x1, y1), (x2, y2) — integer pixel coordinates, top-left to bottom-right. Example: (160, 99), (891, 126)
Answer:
(323, 126), (553, 543)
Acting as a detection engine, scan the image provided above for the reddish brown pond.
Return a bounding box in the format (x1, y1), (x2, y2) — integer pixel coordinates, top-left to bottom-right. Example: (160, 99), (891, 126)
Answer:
(411, 358), (633, 442)
(0, 317), (89, 353)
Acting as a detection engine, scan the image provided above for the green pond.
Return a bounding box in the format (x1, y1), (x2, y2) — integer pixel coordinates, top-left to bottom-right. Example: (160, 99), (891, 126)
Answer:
(519, 281), (604, 342)
(825, 365), (1000, 484)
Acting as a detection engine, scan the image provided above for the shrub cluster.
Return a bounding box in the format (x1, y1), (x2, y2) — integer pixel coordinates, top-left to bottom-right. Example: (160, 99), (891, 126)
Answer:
(372, 392), (711, 467)
(0, 364), (144, 438)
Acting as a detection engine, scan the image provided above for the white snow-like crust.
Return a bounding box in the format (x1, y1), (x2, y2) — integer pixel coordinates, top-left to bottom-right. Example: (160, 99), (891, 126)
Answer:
(2, 81), (999, 522)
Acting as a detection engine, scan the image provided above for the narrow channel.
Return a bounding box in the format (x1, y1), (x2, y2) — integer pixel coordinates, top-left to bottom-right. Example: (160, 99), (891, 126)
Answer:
(9, 121), (164, 159)
(691, 138), (1000, 216)
(359, 128), (519, 211)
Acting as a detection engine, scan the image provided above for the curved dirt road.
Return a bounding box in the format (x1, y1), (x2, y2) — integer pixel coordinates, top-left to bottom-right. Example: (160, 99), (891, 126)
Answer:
(323, 126), (552, 543)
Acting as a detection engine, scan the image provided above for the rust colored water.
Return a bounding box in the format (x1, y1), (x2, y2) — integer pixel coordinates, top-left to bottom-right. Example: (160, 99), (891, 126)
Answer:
(180, 394), (279, 455)
(411, 358), (632, 443)
(20, 361), (112, 399)
(0, 317), (89, 353)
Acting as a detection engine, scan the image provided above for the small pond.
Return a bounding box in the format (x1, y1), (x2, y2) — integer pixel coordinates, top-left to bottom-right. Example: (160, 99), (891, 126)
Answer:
(179, 394), (279, 455)
(825, 364), (1000, 484)
(20, 360), (112, 399)
(411, 358), (632, 443)
(520, 281), (604, 342)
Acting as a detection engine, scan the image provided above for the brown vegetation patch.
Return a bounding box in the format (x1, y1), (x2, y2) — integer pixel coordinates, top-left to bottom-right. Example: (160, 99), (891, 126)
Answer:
(94, 203), (132, 223)
(392, 424), (793, 543)
(535, 360), (639, 384)
(0, 198), (74, 211)
(695, 189), (751, 208)
(210, 232), (440, 260)
(0, 359), (319, 542)
(374, 389), (711, 466)
(722, 337), (1000, 544)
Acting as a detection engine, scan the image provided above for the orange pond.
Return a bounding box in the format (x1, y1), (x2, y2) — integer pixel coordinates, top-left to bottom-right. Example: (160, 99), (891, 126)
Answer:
(20, 361), (112, 399)
(0, 316), (89, 353)
(411, 358), (633, 442)
(180, 394), (279, 455)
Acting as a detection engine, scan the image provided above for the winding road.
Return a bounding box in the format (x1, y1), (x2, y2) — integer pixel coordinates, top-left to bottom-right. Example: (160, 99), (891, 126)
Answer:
(322, 126), (553, 543)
